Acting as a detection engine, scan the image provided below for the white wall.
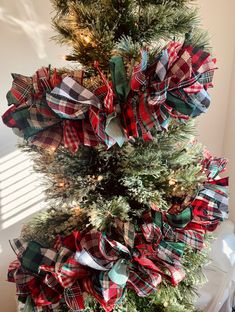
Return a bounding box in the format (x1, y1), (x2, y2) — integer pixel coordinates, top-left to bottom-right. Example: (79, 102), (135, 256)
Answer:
(223, 50), (235, 223)
(0, 1), (68, 311)
(0, 1), (234, 311)
(196, 0), (235, 222)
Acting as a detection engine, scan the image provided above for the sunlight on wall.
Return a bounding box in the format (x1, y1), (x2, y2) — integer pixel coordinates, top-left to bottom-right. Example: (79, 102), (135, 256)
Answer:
(0, 149), (46, 230)
(223, 237), (235, 261)
(0, 0), (48, 59)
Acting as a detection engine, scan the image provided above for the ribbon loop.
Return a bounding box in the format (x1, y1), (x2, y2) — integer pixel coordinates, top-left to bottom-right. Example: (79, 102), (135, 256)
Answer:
(47, 76), (101, 119)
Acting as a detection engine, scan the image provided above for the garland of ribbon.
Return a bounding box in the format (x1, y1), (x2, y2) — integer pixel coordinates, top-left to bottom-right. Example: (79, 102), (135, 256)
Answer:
(2, 41), (216, 153)
(8, 157), (228, 312)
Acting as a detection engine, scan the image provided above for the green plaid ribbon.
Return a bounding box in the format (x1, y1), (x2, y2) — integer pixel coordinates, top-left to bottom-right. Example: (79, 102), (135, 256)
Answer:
(166, 207), (192, 228)
(109, 56), (130, 102)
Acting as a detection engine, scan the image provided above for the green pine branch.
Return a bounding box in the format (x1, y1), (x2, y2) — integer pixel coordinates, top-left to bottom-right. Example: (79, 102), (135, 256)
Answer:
(50, 0), (208, 68)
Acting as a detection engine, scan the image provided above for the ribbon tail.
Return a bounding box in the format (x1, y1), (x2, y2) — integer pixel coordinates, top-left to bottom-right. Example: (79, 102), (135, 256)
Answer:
(105, 112), (126, 147)
(109, 56), (130, 102)
(108, 259), (129, 286)
(23, 297), (36, 312)
(131, 49), (148, 91)
(75, 250), (110, 271)
(64, 283), (85, 311)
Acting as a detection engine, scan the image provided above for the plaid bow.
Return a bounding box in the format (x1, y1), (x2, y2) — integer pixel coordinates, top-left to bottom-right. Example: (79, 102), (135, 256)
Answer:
(7, 215), (187, 311)
(123, 42), (217, 138)
(73, 228), (163, 311)
(3, 68), (61, 139)
(8, 241), (63, 311)
(6, 67), (55, 107)
(2, 42), (217, 152)
(202, 155), (228, 179)
(188, 177), (229, 232)
(2, 68), (102, 153)
(183, 156), (229, 233)
(8, 175), (228, 312)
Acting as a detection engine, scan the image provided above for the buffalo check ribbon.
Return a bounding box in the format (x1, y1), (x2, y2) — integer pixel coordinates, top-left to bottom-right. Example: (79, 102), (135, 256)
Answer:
(46, 76), (101, 119)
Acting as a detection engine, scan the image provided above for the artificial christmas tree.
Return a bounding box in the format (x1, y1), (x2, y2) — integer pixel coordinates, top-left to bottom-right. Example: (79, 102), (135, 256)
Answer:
(2, 1), (228, 311)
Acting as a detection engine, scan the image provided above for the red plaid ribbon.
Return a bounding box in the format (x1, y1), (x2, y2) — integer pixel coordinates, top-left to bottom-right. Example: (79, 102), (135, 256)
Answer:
(63, 120), (80, 153)
(64, 282), (85, 311)
(8, 259), (63, 309)
(8, 150), (228, 312)
(94, 61), (114, 114)
(29, 125), (63, 152)
(8, 168), (228, 312)
(2, 42), (217, 152)
(123, 41), (216, 137)
(131, 49), (148, 91)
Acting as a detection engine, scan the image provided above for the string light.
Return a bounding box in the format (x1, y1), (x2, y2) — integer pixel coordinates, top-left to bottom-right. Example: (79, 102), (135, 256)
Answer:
(72, 206), (81, 213)
(58, 181), (65, 188)
(80, 33), (91, 44)
(169, 178), (177, 186)
(48, 146), (56, 155)
(97, 175), (103, 182)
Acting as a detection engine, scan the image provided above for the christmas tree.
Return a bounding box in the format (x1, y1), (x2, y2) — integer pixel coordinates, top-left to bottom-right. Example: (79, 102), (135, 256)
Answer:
(2, 1), (229, 311)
